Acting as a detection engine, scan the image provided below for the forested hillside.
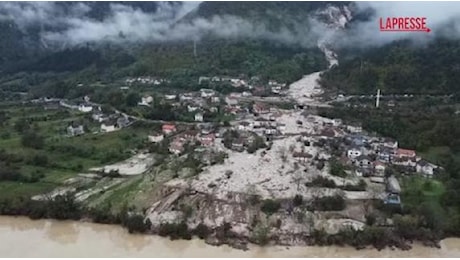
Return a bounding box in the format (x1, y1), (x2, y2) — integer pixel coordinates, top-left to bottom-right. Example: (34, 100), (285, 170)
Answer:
(320, 38), (460, 95)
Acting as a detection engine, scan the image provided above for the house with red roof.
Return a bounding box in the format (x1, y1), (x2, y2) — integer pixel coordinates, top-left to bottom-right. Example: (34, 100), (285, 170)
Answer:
(162, 124), (176, 134)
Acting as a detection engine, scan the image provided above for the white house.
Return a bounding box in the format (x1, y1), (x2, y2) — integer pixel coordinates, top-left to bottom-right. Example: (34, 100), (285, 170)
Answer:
(200, 89), (215, 98)
(78, 104), (93, 113)
(148, 133), (164, 143)
(195, 113), (204, 122)
(225, 96), (238, 105)
(347, 125), (362, 133)
(332, 118), (343, 126)
(187, 105), (199, 112)
(416, 160), (437, 177)
(211, 96), (220, 103)
(164, 94), (177, 100)
(101, 123), (117, 133)
(347, 148), (362, 159)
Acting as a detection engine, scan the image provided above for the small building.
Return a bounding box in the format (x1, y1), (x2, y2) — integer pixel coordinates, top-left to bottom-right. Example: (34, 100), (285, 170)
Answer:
(293, 152), (313, 162)
(386, 175), (401, 194)
(200, 88), (215, 98)
(395, 148), (416, 159)
(117, 117), (130, 128)
(162, 124), (177, 134)
(187, 105), (199, 112)
(332, 118), (343, 126)
(78, 104), (93, 113)
(374, 161), (386, 175)
(231, 139), (245, 152)
(253, 102), (269, 114)
(416, 160), (437, 177)
(101, 122), (117, 133)
(164, 94), (177, 100)
(225, 96), (238, 105)
(346, 124), (362, 133)
(211, 96), (220, 103)
(352, 155), (372, 168)
(194, 113), (204, 122)
(169, 141), (184, 155)
(199, 134), (215, 146)
(67, 124), (85, 137)
(347, 148), (362, 159)
(148, 133), (164, 143)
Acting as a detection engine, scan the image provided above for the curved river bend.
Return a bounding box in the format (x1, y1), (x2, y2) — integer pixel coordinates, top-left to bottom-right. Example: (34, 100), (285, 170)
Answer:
(0, 216), (459, 257)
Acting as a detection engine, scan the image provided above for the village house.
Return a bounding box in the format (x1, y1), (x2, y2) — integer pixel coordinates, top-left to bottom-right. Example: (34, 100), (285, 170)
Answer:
(78, 104), (93, 113)
(332, 118), (343, 127)
(198, 76), (211, 84)
(416, 160), (437, 177)
(67, 123), (85, 137)
(200, 88), (215, 98)
(293, 152), (313, 162)
(231, 139), (245, 152)
(238, 121), (252, 131)
(162, 124), (176, 134)
(394, 148), (416, 159)
(117, 117), (130, 128)
(242, 91), (252, 97)
(374, 161), (386, 176)
(195, 113), (204, 122)
(139, 95), (153, 106)
(148, 132), (164, 143)
(346, 124), (362, 133)
(225, 96), (238, 106)
(392, 157), (417, 168)
(199, 133), (215, 146)
(347, 147), (362, 159)
(253, 102), (270, 114)
(352, 155), (372, 168)
(187, 105), (199, 112)
(101, 121), (117, 133)
(210, 96), (220, 104)
(377, 146), (394, 163)
(164, 94), (177, 100)
(182, 130), (199, 142)
(382, 138), (398, 149)
(180, 93), (194, 102)
(384, 175), (401, 205)
(169, 140), (184, 155)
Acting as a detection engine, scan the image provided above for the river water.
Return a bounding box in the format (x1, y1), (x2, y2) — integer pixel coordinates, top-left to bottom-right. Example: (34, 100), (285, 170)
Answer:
(0, 216), (459, 257)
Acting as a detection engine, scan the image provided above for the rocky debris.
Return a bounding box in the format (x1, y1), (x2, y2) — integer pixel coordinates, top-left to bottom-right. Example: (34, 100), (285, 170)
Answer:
(90, 153), (154, 176)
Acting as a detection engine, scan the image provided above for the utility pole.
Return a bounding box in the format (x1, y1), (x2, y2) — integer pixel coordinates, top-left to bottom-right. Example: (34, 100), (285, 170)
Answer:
(376, 88), (381, 108)
(193, 39), (197, 58)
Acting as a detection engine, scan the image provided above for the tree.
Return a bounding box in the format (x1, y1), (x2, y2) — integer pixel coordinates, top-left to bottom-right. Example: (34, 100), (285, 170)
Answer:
(125, 92), (140, 107)
(21, 132), (44, 149)
(261, 199), (281, 215)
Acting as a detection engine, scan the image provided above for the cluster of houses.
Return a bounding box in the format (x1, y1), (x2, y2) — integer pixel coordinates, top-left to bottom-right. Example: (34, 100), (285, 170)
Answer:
(343, 133), (439, 178)
(125, 77), (168, 86)
(198, 75), (287, 95)
(148, 123), (217, 155)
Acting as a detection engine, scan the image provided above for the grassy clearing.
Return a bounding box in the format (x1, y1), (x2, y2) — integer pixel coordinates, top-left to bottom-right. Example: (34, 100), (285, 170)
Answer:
(401, 176), (445, 211)
(0, 103), (152, 200)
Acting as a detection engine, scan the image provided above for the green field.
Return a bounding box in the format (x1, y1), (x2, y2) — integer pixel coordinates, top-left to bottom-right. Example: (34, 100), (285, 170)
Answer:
(0, 103), (152, 200)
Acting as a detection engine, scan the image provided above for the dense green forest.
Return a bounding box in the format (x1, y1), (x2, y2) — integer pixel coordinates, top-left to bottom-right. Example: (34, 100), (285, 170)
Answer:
(320, 39), (460, 95)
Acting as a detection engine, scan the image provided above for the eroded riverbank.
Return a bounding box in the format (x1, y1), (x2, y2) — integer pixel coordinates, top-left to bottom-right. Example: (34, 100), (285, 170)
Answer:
(0, 216), (459, 257)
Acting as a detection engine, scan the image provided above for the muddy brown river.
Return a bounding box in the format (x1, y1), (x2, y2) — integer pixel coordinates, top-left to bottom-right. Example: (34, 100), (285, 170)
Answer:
(0, 216), (459, 257)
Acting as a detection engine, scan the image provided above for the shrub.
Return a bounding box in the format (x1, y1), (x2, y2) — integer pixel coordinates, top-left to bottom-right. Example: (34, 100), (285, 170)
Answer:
(261, 199), (281, 215)
(306, 176), (336, 188)
(122, 214), (151, 234)
(310, 195), (345, 211)
(293, 194), (303, 207)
